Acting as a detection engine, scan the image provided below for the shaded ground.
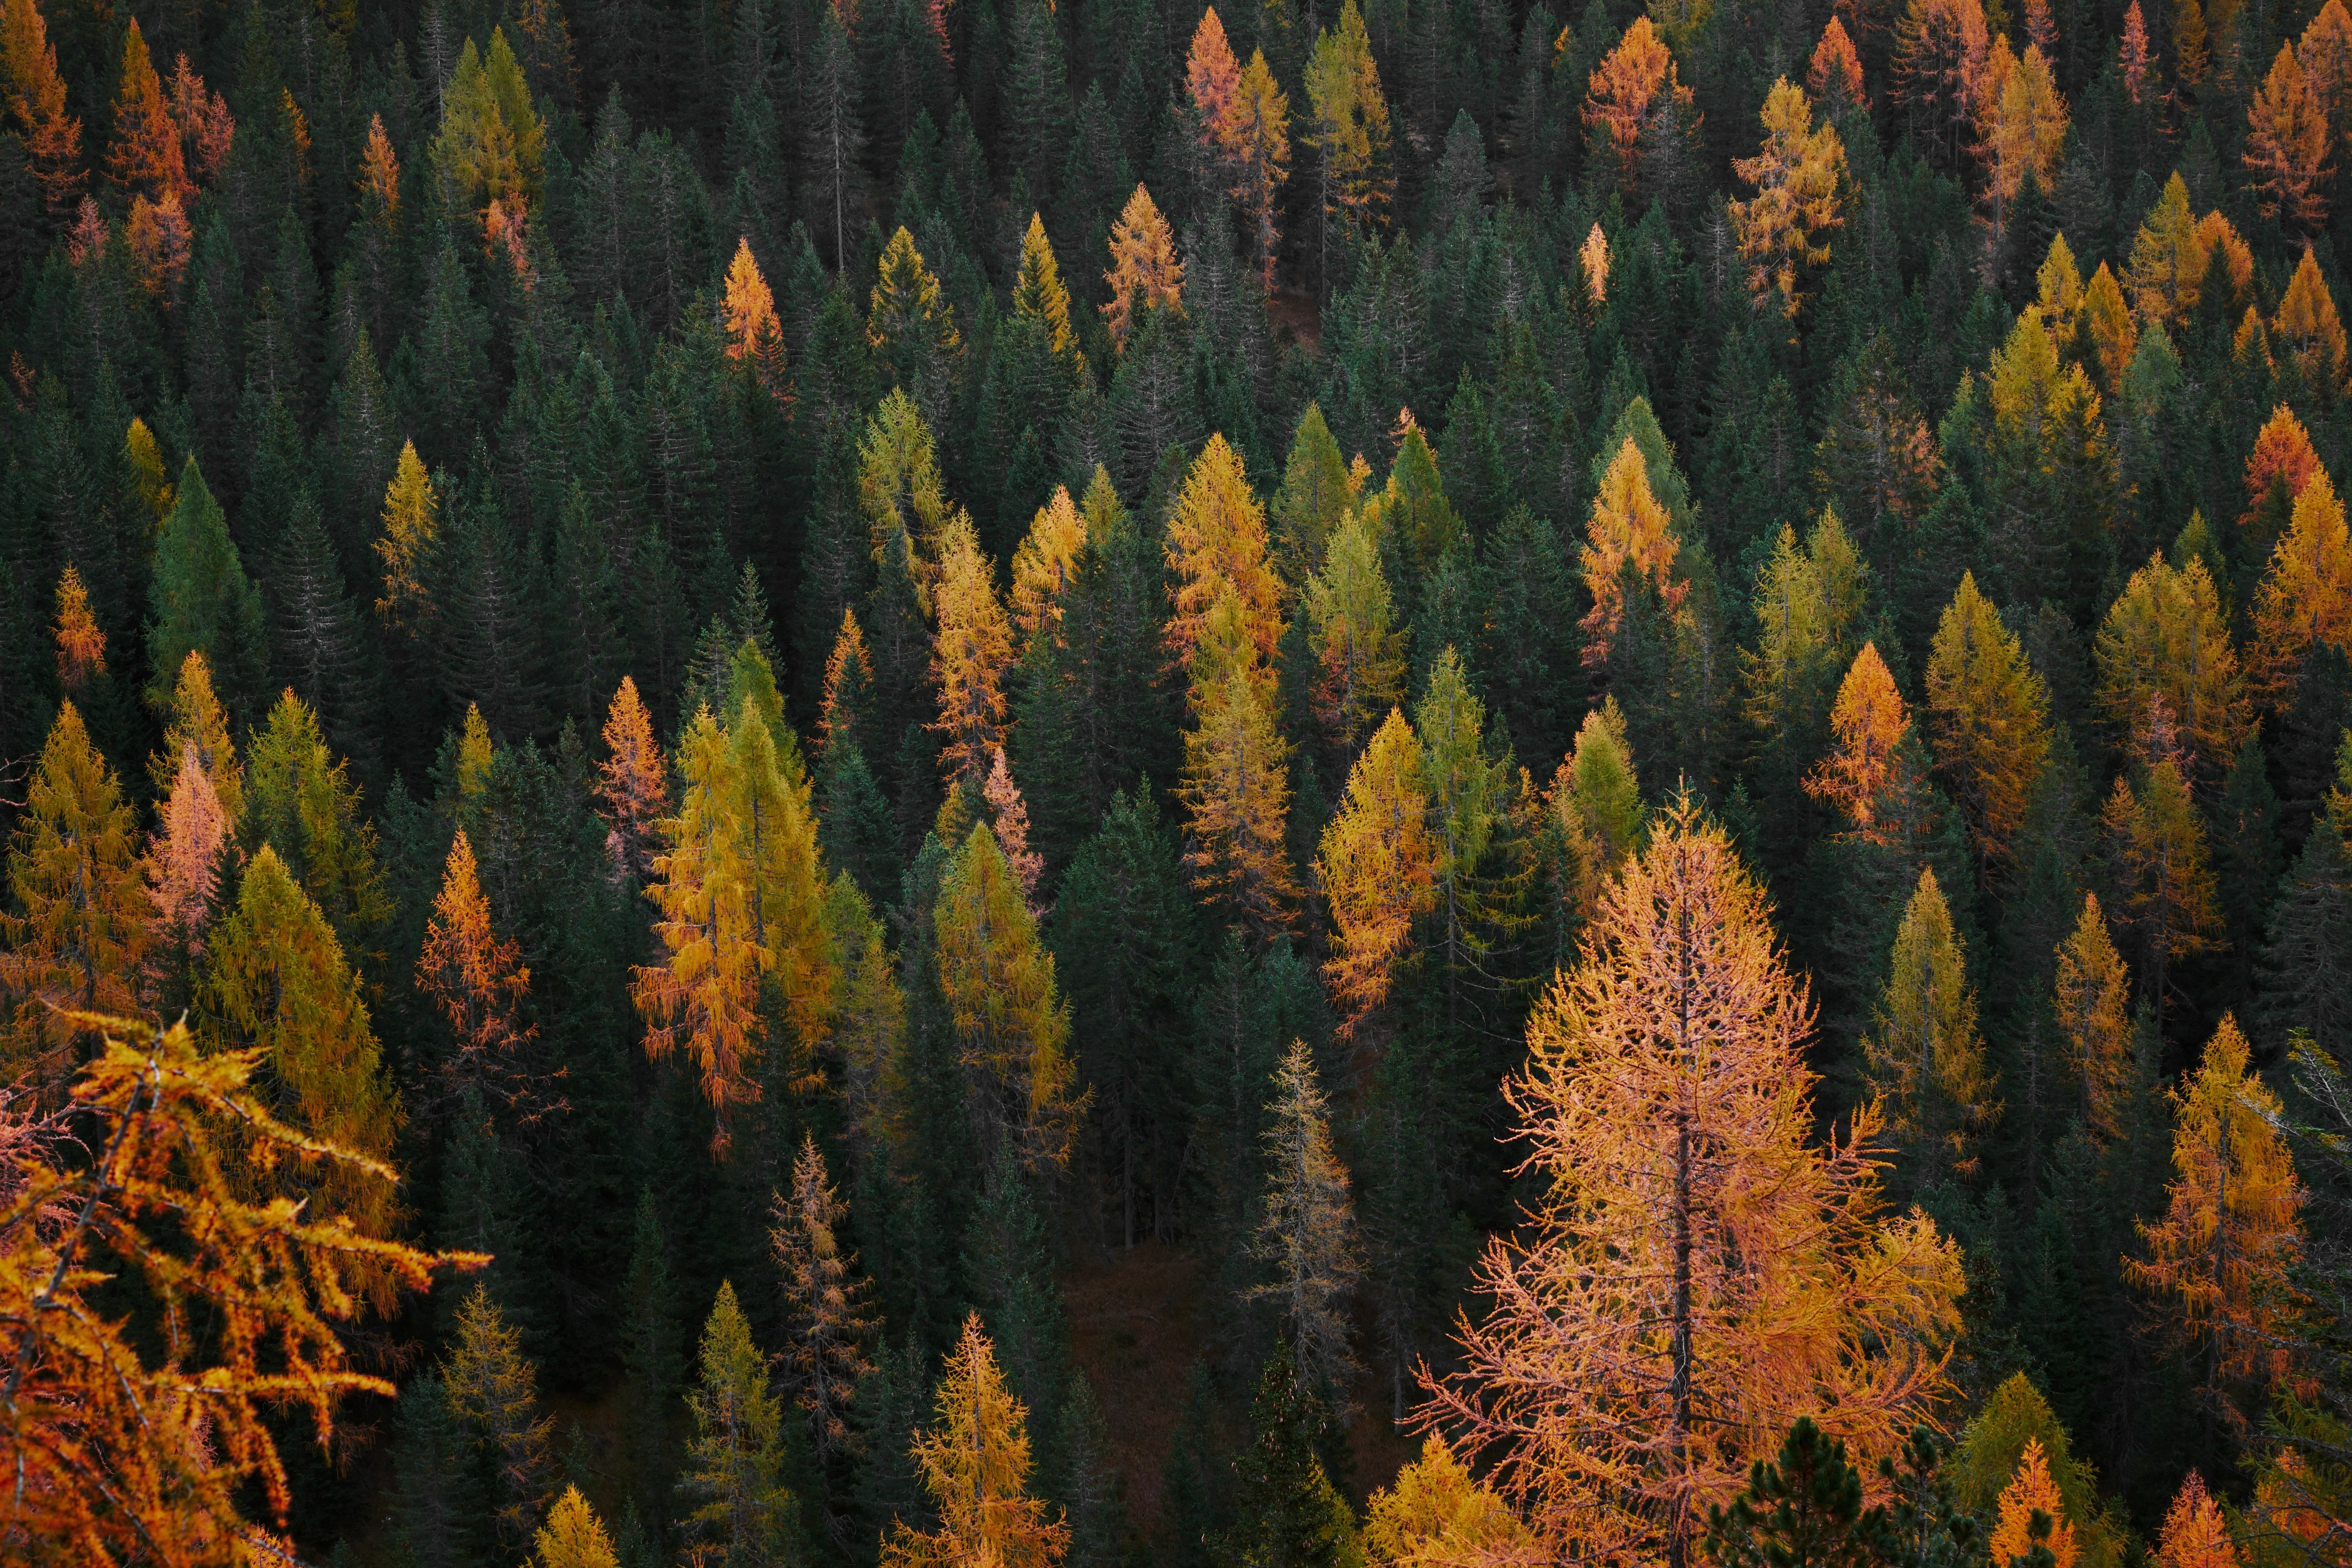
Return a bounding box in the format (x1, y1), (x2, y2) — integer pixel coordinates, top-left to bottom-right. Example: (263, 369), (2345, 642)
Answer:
(1063, 1239), (1211, 1533)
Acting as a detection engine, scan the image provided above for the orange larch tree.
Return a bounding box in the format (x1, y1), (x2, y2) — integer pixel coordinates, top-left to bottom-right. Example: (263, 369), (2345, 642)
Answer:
(1317, 708), (1437, 1036)
(1808, 17), (1869, 111)
(104, 19), (187, 207)
(142, 739), (231, 1009)
(1, 0), (81, 219)
(1805, 642), (1914, 836)
(2246, 42), (2332, 233)
(817, 610), (877, 760)
(167, 51), (232, 186)
(1583, 16), (1696, 199)
(597, 674), (670, 880)
(52, 563), (104, 696)
(2102, 735), (2224, 1010)
(2154, 1473), (2241, 1568)
(1579, 437), (1684, 668)
(1421, 799), (1964, 1568)
(723, 235), (791, 407)
(1730, 79), (1847, 320)
(2119, 0), (2154, 100)
(1187, 10), (1292, 289)
(2249, 467), (2352, 700)
(420, 828), (562, 1124)
(2127, 1016), (2306, 1433)
(1990, 1438), (2080, 1568)
(2052, 892), (2135, 1143)
(1165, 434), (1285, 684)
(2274, 248), (2348, 388)
(2302, 0), (2352, 170)
(1102, 183), (1184, 349)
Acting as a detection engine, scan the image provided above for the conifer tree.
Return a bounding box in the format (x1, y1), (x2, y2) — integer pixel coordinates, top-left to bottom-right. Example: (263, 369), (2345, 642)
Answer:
(1182, 658), (1302, 939)
(445, 1283), (558, 1557)
(1730, 80), (1846, 320)
(0, 0), (84, 218)
(1364, 1434), (1530, 1565)
(374, 440), (439, 631)
(2274, 249), (2347, 389)
(1318, 710), (1436, 1034)
(242, 690), (393, 955)
(534, 1486), (623, 1568)
(597, 675), (670, 880)
(52, 565), (104, 698)
(2152, 1473), (2239, 1568)
(1011, 487), (1087, 641)
(2101, 748), (2222, 1011)
(1585, 16), (1696, 199)
(421, 828), (560, 1123)
(1248, 1040), (1362, 1395)
(934, 822), (1083, 1171)
(2053, 893), (2133, 1143)
(2246, 44), (2331, 233)
(1990, 1438), (2078, 1568)
(1806, 643), (1915, 837)
(1579, 438), (1683, 670)
(1304, 513), (1404, 756)
(1540, 701), (1646, 956)
(1, 704), (148, 1088)
(869, 227), (961, 421)
(722, 236), (790, 406)
(1166, 435), (1285, 681)
(1864, 866), (1999, 1184)
(147, 459), (268, 726)
(1925, 572), (2051, 869)
(2094, 554), (2247, 778)
(149, 649), (242, 822)
(2250, 467), (2352, 703)
(679, 1281), (795, 1566)
(883, 1313), (1070, 1568)
(1424, 799), (1965, 1568)
(2127, 1016), (2306, 1435)
(1303, 0), (1393, 284)
(1222, 1334), (1360, 1568)
(770, 1135), (876, 1525)
(141, 738), (229, 1010)
(1103, 184), (1185, 348)
(1808, 19), (1869, 111)
(202, 845), (405, 1305)
(931, 515), (1016, 784)
(1894, 0), (1987, 170)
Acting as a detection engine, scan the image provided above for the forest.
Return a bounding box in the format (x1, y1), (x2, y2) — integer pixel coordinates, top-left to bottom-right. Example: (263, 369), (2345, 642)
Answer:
(3, 0), (2352, 1557)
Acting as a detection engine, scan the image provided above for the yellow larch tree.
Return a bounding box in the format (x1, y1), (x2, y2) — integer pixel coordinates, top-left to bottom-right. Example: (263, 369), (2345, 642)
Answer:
(1364, 1435), (1534, 1567)
(934, 822), (1083, 1172)
(1990, 1438), (2080, 1568)
(883, 1314), (1068, 1568)
(1102, 183), (1184, 348)
(2247, 43), (2332, 233)
(1978, 40), (2068, 242)
(0, 704), (149, 1090)
(2094, 553), (2248, 777)
(1180, 649), (1301, 939)
(149, 648), (242, 822)
(1303, 0), (1393, 279)
(1864, 866), (2000, 1183)
(53, 564), (104, 695)
(2127, 174), (2208, 327)
(930, 515), (1015, 784)
(1925, 571), (2051, 868)
(1421, 799), (1964, 1568)
(2127, 1016), (2306, 1433)
(1806, 642), (1916, 838)
(1317, 709), (1438, 1036)
(1010, 485), (1087, 641)
(2053, 893), (2134, 1143)
(1579, 437), (1684, 668)
(2240, 403), (2324, 543)
(376, 439), (439, 629)
(1731, 79), (1847, 320)
(1304, 509), (1404, 755)
(0, 1014), (453, 1566)
(1012, 212), (1078, 362)
(534, 1487), (622, 1568)
(2274, 248), (2348, 388)
(1165, 434), (1285, 682)
(2102, 744), (2224, 1008)
(2250, 462), (2352, 702)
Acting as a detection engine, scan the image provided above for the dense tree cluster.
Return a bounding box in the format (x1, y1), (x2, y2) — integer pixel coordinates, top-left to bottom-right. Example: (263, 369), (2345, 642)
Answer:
(10, 0), (2352, 1559)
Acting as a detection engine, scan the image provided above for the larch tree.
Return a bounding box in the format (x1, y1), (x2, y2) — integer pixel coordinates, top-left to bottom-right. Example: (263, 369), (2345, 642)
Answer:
(202, 844), (406, 1308)
(1544, 700), (1645, 944)
(142, 738), (230, 1009)
(679, 1281), (795, 1566)
(1364, 1435), (1532, 1566)
(1318, 709), (1437, 1035)
(1181, 654), (1303, 939)
(1185, 10), (1292, 288)
(1011, 486), (1087, 642)
(52, 565), (104, 697)
(376, 439), (440, 631)
(0, 704), (149, 1090)
(2127, 1016), (2306, 1434)
(1, 0), (84, 218)
(102, 19), (185, 207)
(1808, 18), (1869, 112)
(241, 690), (393, 954)
(1893, 0), (1987, 170)
(150, 649), (242, 822)
(1584, 16), (1696, 199)
(1011, 213), (1078, 363)
(1102, 183), (1184, 349)
(1731, 79), (1846, 321)
(2250, 467), (2352, 702)
(597, 675), (670, 880)
(2053, 893), (2134, 1143)
(1864, 866), (2000, 1183)
(2247, 43), (2331, 233)
(2274, 248), (2348, 388)
(534, 1487), (623, 1568)
(444, 1283), (557, 1556)
(931, 514), (1016, 785)
(2119, 0), (2153, 98)
(1990, 1438), (2079, 1568)
(1422, 799), (1965, 1568)
(1925, 571), (2051, 869)
(881, 1313), (1070, 1568)
(2302, 0), (2352, 157)
(982, 747), (1046, 914)
(722, 236), (790, 407)
(2102, 747), (2223, 1011)
(2249, 413), (2321, 525)
(2153, 1473), (2240, 1568)
(0, 1015), (447, 1563)
(420, 828), (561, 1125)
(1304, 511), (1405, 755)
(1579, 437), (1684, 669)
(2094, 553), (2248, 778)
(869, 226), (961, 420)
(769, 1134), (877, 1474)
(1976, 40), (2067, 243)
(1303, 0), (1393, 284)
(1166, 434), (1285, 681)
(1806, 643), (1916, 838)
(1248, 1039), (1363, 1397)
(935, 822), (1083, 1173)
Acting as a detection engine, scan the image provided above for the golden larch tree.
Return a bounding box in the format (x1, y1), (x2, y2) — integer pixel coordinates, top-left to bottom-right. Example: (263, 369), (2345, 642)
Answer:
(2127, 174), (2206, 326)
(142, 739), (231, 1003)
(2127, 1016), (2306, 1432)
(1990, 1438), (2080, 1568)
(930, 515), (1016, 784)
(883, 1314), (1069, 1568)
(2240, 403), (2324, 547)
(770, 1133), (877, 1469)
(1010, 486), (1087, 641)
(535, 1487), (623, 1568)
(818, 611), (877, 760)
(1102, 183), (1184, 348)
(1, 704), (149, 1090)
(934, 823), (1083, 1171)
(1808, 17), (1869, 111)
(2274, 248), (2348, 386)
(53, 564), (104, 694)
(1865, 866), (1999, 1182)
(1806, 642), (1914, 837)
(1584, 16), (1695, 198)
(1421, 799), (1965, 1568)
(376, 439), (440, 629)
(596, 675), (670, 879)
(1166, 434), (1285, 680)
(2094, 553), (2248, 777)
(1925, 571), (2051, 868)
(1303, 0), (1394, 276)
(2102, 748), (2224, 1008)
(1731, 79), (1847, 320)
(1364, 1436), (1534, 1566)
(1579, 437), (1684, 668)
(1186, 11), (1292, 291)
(0, 1014), (454, 1565)
(1181, 654), (1301, 939)
(104, 20), (187, 206)
(1, 0), (85, 217)
(2247, 44), (2332, 233)
(723, 235), (791, 406)
(2154, 1473), (2241, 1568)
(420, 828), (561, 1124)
(1317, 709), (1437, 1035)
(1545, 700), (1645, 938)
(150, 648), (242, 822)
(2250, 465), (2352, 700)
(1305, 510), (1405, 754)
(1013, 212), (1078, 361)
(2302, 0), (2352, 154)
(2053, 893), (2135, 1143)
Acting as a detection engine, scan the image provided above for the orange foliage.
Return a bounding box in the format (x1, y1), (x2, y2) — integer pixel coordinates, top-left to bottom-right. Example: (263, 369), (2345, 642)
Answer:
(1103, 183), (1184, 348)
(2244, 404), (2325, 530)
(2120, 0), (2154, 100)
(104, 20), (187, 206)
(1584, 17), (1694, 196)
(168, 52), (232, 185)
(596, 675), (669, 880)
(1, 0), (85, 217)
(420, 828), (561, 1124)
(723, 236), (791, 407)
(2275, 249), (2348, 386)
(143, 740), (230, 971)
(1893, 0), (1988, 167)
(1578, 437), (1684, 667)
(1318, 709), (1437, 1035)
(2246, 43), (2332, 233)
(2156, 1473), (2242, 1568)
(1165, 435), (1284, 683)
(1991, 1438), (2079, 1568)
(125, 190), (190, 297)
(2302, 0), (2352, 148)
(818, 610), (876, 759)
(2251, 467), (2352, 694)
(52, 563), (103, 692)
(1808, 17), (1869, 111)
(1806, 642), (1913, 835)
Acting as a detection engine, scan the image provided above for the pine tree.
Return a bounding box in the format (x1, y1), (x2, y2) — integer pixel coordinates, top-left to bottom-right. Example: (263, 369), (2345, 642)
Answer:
(1247, 1040), (1362, 1395)
(934, 822), (1083, 1171)
(2126, 1016), (2306, 1436)
(1223, 1335), (1360, 1568)
(679, 1281), (795, 1566)
(445, 1282), (559, 1557)
(882, 1313), (1069, 1568)
(0, 704), (148, 1089)
(1730, 80), (1846, 321)
(1864, 866), (2000, 1185)
(147, 459), (269, 727)
(1424, 799), (1965, 1568)
(1925, 572), (2051, 870)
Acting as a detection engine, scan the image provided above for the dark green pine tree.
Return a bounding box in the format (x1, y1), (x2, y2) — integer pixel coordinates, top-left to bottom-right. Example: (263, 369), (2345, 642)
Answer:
(619, 1189), (683, 1520)
(818, 739), (900, 905)
(146, 457), (270, 728)
(269, 496), (374, 763)
(388, 1372), (488, 1568)
(331, 330), (401, 577)
(964, 1142), (1074, 1496)
(433, 461), (550, 740)
(1219, 1337), (1358, 1568)
(1703, 1417), (1876, 1568)
(1475, 504), (1578, 770)
(1161, 1364), (1227, 1568)
(403, 244), (493, 461)
(2262, 734), (2352, 1064)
